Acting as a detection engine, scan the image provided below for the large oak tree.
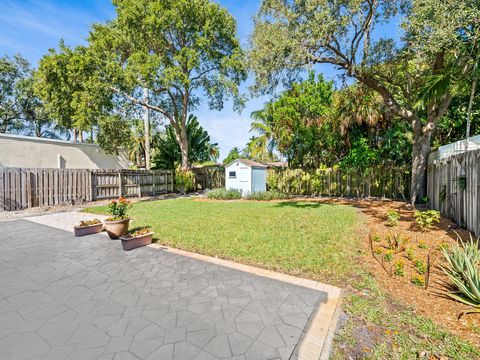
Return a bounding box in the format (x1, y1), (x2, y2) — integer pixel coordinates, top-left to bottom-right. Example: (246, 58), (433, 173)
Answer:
(250, 0), (479, 203)
(36, 0), (246, 168)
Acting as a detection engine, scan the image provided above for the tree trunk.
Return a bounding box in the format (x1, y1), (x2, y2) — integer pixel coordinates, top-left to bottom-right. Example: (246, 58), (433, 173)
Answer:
(79, 130), (84, 143)
(179, 127), (189, 169)
(73, 129), (78, 142)
(410, 132), (432, 204)
(143, 88), (151, 170)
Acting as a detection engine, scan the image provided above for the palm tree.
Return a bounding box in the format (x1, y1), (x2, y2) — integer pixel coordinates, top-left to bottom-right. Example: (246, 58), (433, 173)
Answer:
(248, 106), (277, 162)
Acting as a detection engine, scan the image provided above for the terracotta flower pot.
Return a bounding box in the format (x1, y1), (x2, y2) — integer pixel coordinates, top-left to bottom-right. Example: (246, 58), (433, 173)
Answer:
(104, 218), (130, 239)
(120, 232), (154, 251)
(74, 223), (103, 237)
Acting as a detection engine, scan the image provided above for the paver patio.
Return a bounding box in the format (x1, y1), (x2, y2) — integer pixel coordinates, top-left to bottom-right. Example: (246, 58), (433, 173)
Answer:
(0, 215), (340, 360)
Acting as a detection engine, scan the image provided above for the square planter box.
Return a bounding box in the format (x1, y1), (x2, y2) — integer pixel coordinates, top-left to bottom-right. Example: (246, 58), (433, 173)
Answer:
(74, 223), (103, 237)
(119, 232), (154, 251)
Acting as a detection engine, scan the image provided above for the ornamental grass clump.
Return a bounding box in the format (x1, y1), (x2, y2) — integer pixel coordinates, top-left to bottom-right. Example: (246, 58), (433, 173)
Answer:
(207, 188), (242, 200)
(442, 234), (480, 316)
(246, 190), (289, 201)
(107, 197), (131, 220)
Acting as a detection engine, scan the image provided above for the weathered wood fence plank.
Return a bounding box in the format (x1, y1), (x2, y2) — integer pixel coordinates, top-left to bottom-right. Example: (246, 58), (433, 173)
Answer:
(0, 168), (175, 211)
(428, 149), (480, 237)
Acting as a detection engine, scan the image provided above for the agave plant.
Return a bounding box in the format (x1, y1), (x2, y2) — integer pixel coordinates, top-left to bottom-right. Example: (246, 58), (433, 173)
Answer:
(442, 234), (480, 317)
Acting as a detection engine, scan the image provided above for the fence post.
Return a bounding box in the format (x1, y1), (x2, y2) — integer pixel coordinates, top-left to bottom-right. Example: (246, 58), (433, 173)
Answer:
(118, 171), (122, 197)
(152, 171), (155, 196)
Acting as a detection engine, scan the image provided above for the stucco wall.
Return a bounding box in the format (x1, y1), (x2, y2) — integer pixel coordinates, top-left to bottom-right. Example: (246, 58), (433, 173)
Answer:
(0, 134), (129, 169)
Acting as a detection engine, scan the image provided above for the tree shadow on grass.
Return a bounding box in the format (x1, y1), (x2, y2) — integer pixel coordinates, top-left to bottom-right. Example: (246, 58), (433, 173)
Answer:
(274, 201), (324, 209)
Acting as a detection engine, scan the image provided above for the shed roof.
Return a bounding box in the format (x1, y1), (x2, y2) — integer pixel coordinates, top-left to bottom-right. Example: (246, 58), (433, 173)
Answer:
(226, 158), (267, 169)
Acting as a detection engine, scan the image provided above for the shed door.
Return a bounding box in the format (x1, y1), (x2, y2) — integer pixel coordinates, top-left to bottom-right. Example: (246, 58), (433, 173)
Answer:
(238, 166), (250, 193)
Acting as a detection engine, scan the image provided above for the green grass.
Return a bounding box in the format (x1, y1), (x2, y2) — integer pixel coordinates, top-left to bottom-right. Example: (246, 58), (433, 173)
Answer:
(84, 197), (480, 359)
(84, 198), (359, 283)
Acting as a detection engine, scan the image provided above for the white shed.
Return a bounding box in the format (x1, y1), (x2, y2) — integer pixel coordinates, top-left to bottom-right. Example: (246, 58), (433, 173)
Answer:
(225, 159), (267, 195)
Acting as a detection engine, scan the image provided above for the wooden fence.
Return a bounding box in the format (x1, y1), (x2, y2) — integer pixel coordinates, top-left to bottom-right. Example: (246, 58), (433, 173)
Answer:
(0, 168), (174, 212)
(192, 166), (225, 190)
(267, 167), (411, 200)
(427, 149), (480, 237)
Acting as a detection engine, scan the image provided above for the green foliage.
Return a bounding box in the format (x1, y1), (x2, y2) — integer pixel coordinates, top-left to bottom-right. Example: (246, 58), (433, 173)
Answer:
(372, 235), (381, 242)
(107, 197), (131, 220)
(222, 147), (246, 165)
(245, 191), (288, 201)
(414, 210), (441, 230)
(36, 0), (246, 166)
(374, 247), (383, 255)
(394, 261), (405, 277)
(406, 247), (415, 261)
(206, 188), (242, 200)
(0, 54), (31, 133)
(97, 115), (132, 155)
(442, 236), (480, 312)
(175, 168), (196, 194)
(414, 259), (427, 275)
(386, 210), (401, 227)
(386, 233), (410, 254)
(384, 250), (394, 262)
(251, 72), (339, 169)
(152, 115), (219, 169)
(418, 241), (428, 249)
(411, 275), (426, 287)
(251, 0), (480, 204)
(248, 108), (278, 163)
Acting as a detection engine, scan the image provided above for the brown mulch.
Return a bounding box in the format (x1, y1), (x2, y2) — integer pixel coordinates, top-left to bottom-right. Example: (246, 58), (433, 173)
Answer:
(298, 197), (480, 345)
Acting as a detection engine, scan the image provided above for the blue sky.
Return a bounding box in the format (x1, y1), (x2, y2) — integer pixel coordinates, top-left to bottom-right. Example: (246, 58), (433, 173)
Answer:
(0, 0), (400, 159)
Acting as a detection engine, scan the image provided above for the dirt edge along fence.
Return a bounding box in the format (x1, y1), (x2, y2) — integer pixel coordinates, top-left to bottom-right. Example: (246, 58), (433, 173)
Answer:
(427, 148), (480, 237)
(0, 168), (174, 212)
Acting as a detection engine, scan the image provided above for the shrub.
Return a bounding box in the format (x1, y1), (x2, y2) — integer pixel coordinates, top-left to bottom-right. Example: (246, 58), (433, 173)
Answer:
(107, 197), (131, 220)
(405, 247), (415, 261)
(175, 168), (196, 194)
(418, 241), (428, 249)
(442, 235), (480, 314)
(384, 250), (394, 262)
(414, 210), (440, 230)
(411, 275), (425, 287)
(394, 260), (405, 276)
(372, 235), (381, 242)
(246, 190), (289, 201)
(385, 233), (409, 253)
(414, 259), (427, 275)
(386, 210), (400, 227)
(207, 188), (242, 200)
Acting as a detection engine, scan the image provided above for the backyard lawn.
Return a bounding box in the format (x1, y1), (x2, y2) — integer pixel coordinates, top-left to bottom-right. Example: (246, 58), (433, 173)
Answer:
(84, 197), (361, 284)
(85, 197), (480, 359)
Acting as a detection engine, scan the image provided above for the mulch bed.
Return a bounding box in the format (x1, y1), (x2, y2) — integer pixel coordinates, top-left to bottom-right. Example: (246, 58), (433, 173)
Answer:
(309, 197), (480, 345)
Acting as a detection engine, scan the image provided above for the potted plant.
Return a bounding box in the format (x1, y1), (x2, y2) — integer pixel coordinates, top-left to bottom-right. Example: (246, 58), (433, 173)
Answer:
(120, 227), (154, 251)
(104, 197), (131, 239)
(74, 219), (103, 237)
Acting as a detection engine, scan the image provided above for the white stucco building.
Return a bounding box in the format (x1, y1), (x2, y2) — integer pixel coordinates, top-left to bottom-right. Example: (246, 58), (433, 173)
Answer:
(225, 159), (267, 195)
(0, 133), (129, 169)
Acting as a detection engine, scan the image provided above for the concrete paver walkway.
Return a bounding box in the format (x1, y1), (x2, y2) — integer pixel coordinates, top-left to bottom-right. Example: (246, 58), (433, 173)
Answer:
(0, 213), (340, 360)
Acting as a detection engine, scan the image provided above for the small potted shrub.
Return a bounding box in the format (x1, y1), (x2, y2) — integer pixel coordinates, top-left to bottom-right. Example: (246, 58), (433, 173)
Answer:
(104, 197), (131, 239)
(120, 227), (154, 251)
(74, 219), (103, 237)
